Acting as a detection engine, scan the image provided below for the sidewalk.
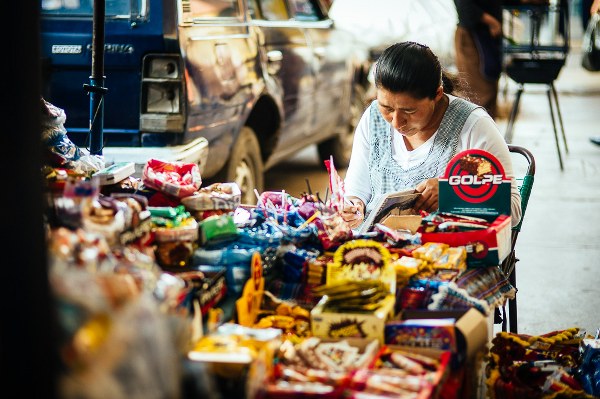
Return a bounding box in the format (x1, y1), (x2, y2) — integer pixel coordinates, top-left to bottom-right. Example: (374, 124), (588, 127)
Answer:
(493, 39), (600, 336)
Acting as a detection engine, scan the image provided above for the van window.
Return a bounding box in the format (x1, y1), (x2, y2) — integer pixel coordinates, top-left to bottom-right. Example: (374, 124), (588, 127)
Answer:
(188, 0), (241, 19)
(41, 0), (145, 18)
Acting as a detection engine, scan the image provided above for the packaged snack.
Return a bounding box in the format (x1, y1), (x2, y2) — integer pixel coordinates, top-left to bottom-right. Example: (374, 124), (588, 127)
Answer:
(142, 159), (202, 198)
(412, 242), (449, 263)
(181, 182), (241, 211)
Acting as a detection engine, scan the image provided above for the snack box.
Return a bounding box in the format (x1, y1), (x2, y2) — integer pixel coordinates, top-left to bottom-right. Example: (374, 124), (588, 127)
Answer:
(384, 318), (457, 353)
(390, 308), (489, 366)
(311, 294), (396, 344)
(420, 214), (511, 267)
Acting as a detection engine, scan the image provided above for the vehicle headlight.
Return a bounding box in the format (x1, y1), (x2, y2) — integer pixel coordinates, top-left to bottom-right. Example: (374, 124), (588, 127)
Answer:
(147, 57), (180, 79)
(143, 82), (181, 113)
(140, 54), (185, 132)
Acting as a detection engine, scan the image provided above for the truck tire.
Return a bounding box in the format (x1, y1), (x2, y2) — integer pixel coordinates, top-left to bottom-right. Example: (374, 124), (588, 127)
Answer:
(214, 126), (264, 205)
(317, 84), (367, 167)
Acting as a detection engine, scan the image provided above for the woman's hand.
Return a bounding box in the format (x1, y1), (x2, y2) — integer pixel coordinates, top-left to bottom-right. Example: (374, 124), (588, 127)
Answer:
(414, 178), (439, 212)
(342, 196), (365, 229)
(592, 0), (600, 15)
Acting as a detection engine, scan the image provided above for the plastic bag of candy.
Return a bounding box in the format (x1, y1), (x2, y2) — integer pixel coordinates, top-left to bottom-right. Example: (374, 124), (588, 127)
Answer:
(142, 159), (202, 198)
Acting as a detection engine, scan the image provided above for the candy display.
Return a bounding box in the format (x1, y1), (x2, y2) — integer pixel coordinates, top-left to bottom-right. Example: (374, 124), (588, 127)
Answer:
(39, 122), (599, 399)
(485, 328), (597, 399)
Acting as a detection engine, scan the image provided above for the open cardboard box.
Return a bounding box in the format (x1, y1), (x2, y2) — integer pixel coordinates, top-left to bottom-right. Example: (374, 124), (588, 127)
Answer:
(422, 149), (514, 267)
(420, 214), (511, 267)
(311, 294), (396, 344)
(380, 213), (423, 234)
(388, 308), (489, 364)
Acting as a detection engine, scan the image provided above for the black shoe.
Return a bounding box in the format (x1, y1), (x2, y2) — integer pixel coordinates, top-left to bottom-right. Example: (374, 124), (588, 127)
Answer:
(590, 136), (600, 146)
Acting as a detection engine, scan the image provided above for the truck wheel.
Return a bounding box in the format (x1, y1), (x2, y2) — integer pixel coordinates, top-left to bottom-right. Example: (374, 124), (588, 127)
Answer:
(216, 126), (264, 205)
(317, 84), (367, 167)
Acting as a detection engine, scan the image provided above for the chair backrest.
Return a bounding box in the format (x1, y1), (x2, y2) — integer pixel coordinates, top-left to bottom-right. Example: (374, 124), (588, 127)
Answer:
(502, 144), (536, 276)
(508, 144), (536, 234)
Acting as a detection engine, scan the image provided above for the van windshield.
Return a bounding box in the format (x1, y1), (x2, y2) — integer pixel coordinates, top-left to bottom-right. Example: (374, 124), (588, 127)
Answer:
(41, 0), (146, 19)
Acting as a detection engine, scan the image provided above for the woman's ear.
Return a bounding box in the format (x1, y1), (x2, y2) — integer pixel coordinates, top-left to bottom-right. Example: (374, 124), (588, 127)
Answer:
(435, 85), (444, 101)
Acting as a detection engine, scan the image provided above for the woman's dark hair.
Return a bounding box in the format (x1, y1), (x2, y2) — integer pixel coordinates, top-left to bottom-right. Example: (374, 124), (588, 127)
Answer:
(374, 41), (458, 99)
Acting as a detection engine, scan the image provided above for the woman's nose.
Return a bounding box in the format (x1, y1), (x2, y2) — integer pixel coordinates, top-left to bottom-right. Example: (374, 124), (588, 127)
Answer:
(392, 112), (405, 130)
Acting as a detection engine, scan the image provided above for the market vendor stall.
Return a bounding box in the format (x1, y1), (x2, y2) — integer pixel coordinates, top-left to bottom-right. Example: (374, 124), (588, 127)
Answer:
(40, 99), (599, 399)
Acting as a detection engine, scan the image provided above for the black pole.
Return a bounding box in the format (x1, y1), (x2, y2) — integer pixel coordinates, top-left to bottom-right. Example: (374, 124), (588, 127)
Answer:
(85, 0), (108, 155)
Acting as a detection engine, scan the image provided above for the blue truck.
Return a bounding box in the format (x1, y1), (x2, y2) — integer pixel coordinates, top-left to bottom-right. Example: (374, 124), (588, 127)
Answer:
(40, 0), (370, 203)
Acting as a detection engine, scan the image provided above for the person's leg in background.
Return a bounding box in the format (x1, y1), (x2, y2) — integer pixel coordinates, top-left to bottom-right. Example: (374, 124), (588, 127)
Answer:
(585, 0), (600, 146)
(454, 26), (499, 119)
(582, 0), (594, 29)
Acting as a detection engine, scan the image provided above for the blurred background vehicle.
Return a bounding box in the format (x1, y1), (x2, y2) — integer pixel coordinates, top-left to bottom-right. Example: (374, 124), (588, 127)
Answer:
(328, 0), (458, 70)
(40, 0), (371, 204)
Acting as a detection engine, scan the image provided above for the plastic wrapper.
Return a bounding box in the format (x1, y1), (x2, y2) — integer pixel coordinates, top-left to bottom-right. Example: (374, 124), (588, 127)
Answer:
(411, 242), (449, 263)
(182, 182), (241, 211)
(253, 192), (307, 229)
(110, 193), (152, 246)
(155, 240), (196, 268)
(43, 125), (83, 166)
(154, 218), (199, 243)
(279, 246), (320, 284)
(237, 220), (284, 247)
(153, 218), (198, 268)
(41, 96), (67, 127)
(192, 242), (261, 294)
(577, 338), (600, 396)
(199, 214), (238, 245)
(486, 328), (584, 398)
(47, 227), (115, 274)
(142, 159), (202, 198)
(40, 97), (105, 172)
(57, 291), (183, 399)
(317, 210), (353, 250)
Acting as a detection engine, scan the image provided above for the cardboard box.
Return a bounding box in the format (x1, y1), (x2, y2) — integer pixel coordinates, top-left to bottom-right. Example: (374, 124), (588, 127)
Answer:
(311, 294), (396, 344)
(380, 214), (423, 234)
(392, 308), (489, 364)
(188, 327), (279, 399)
(420, 214), (511, 267)
(384, 318), (458, 352)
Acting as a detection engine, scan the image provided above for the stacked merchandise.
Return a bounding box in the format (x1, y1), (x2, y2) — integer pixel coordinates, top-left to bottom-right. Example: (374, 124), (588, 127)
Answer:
(40, 100), (599, 399)
(486, 328), (600, 398)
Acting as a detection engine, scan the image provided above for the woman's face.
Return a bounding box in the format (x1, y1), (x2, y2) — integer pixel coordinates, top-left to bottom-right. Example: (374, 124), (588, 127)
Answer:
(376, 87), (443, 138)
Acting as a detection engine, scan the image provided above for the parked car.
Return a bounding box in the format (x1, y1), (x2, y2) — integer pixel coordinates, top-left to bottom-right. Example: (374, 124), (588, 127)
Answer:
(40, 0), (371, 204)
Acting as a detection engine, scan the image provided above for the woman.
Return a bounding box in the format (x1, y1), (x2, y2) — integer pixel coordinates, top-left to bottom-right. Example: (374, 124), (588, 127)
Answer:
(342, 41), (521, 230)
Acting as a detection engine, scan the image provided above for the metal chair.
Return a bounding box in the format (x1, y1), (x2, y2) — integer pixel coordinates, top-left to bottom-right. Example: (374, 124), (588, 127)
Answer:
(503, 1), (569, 170)
(500, 144), (536, 333)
